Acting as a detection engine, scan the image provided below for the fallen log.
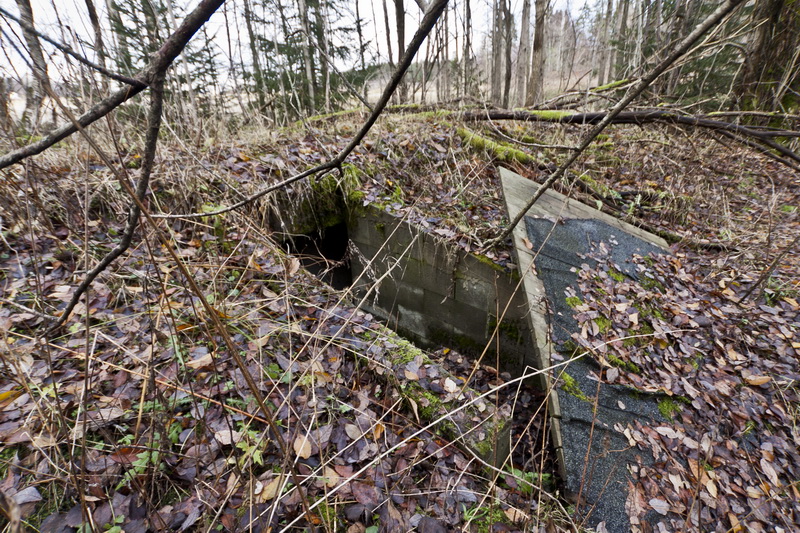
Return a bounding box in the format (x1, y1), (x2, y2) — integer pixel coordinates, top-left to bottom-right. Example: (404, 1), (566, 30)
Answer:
(461, 109), (800, 169)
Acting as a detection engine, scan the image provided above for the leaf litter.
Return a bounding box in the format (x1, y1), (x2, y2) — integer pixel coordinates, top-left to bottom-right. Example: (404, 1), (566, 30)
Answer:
(1, 111), (799, 531)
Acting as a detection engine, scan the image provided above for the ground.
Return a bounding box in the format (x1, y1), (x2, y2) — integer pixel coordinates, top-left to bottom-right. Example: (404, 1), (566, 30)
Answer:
(0, 108), (798, 531)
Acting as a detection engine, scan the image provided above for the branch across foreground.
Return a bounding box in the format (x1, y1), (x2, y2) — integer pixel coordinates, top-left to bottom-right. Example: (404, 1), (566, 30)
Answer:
(483, 0), (747, 249)
(0, 0), (225, 170)
(0, 6), (143, 87)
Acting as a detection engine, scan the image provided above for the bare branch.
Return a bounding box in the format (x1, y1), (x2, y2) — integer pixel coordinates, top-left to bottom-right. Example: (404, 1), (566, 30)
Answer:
(0, 0), (225, 171)
(0, 5), (143, 87)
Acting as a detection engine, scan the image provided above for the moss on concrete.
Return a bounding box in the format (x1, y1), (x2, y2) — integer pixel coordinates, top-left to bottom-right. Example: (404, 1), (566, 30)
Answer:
(488, 315), (525, 344)
(387, 334), (431, 365)
(608, 268), (625, 282)
(561, 372), (591, 402)
(565, 296), (583, 308)
(658, 398), (682, 421)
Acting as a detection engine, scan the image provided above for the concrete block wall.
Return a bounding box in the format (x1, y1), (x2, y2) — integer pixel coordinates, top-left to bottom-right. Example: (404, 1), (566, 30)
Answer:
(349, 208), (539, 376)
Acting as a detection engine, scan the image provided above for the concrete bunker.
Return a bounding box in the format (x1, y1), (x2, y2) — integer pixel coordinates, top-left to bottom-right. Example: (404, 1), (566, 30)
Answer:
(275, 167), (674, 532)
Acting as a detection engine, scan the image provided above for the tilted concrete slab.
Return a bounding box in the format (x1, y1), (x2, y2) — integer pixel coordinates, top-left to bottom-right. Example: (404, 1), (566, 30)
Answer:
(499, 167), (670, 532)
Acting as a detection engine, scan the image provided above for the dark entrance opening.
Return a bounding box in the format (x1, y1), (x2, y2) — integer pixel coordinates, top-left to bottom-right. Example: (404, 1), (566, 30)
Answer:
(285, 222), (352, 290)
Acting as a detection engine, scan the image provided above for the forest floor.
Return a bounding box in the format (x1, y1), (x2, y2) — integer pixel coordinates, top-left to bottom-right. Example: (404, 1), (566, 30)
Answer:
(0, 108), (798, 532)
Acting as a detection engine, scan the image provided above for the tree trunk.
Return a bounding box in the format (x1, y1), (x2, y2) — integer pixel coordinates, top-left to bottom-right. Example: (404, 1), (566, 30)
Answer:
(596, 0), (613, 86)
(355, 0), (366, 73)
(382, 0), (395, 66)
(490, 0), (504, 103)
(614, 0), (630, 80)
(394, 0), (407, 102)
(463, 0), (472, 97)
(314, 0), (331, 112)
(514, 0), (531, 106)
(501, 0), (513, 108)
(734, 0), (800, 110)
(15, 0), (50, 129)
(242, 0), (267, 112)
(298, 0), (317, 112)
(526, 0), (547, 105)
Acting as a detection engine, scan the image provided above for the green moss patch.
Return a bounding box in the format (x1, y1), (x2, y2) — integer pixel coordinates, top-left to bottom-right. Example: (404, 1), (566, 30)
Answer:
(457, 127), (538, 165)
(560, 372), (591, 402)
(658, 398), (682, 421)
(590, 79), (630, 92)
(607, 354), (641, 374)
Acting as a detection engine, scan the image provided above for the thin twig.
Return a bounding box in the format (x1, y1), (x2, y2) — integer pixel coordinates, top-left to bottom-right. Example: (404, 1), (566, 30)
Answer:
(738, 232), (800, 304)
(0, 297), (53, 320)
(0, 0), (225, 171)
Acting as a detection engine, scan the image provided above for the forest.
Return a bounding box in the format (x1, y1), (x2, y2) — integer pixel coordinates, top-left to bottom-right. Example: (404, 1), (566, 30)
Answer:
(0, 0), (798, 531)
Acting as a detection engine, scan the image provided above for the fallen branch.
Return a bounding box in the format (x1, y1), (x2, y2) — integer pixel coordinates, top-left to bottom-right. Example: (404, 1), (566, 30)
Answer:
(483, 0), (747, 249)
(0, 0), (224, 171)
(461, 109), (800, 167)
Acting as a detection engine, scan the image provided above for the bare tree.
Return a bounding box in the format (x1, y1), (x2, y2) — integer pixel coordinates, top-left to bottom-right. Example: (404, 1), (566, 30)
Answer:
(298, 0), (317, 112)
(15, 0), (51, 128)
(514, 0), (531, 106)
(526, 0), (548, 105)
(596, 0), (613, 86)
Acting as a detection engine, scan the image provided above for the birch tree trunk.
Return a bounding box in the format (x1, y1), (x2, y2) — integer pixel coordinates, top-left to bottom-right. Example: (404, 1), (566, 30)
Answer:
(314, 0), (331, 112)
(15, 0), (50, 129)
(298, 0), (317, 112)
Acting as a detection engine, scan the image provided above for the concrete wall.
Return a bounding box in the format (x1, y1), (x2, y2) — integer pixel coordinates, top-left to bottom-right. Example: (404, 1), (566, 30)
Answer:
(349, 208), (539, 376)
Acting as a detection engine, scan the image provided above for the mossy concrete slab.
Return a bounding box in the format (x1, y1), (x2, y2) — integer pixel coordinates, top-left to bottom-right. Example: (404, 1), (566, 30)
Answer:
(499, 167), (669, 532)
(349, 207), (535, 376)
